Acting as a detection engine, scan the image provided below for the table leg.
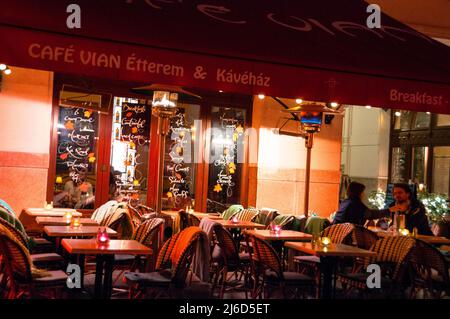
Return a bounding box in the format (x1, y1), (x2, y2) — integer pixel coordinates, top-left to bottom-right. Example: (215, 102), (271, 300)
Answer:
(103, 255), (114, 299)
(94, 255), (105, 299)
(320, 256), (336, 299)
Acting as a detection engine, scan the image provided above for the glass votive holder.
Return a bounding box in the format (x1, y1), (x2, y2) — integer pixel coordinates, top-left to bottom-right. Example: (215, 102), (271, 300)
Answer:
(399, 228), (410, 236)
(71, 217), (81, 229)
(321, 236), (331, 247)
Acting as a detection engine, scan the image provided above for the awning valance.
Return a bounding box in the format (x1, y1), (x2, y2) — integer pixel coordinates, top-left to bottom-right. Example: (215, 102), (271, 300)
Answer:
(1, 0), (449, 113)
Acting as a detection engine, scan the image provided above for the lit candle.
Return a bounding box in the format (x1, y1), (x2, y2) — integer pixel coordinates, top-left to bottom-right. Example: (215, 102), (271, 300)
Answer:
(273, 224), (281, 234)
(71, 217), (81, 228)
(96, 228), (110, 245)
(321, 237), (331, 247)
(231, 216), (238, 224)
(44, 201), (53, 210)
(399, 228), (410, 236)
(64, 211), (73, 223)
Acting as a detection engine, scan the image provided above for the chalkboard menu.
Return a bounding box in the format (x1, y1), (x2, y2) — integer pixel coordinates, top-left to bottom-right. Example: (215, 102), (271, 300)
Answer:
(110, 99), (151, 202)
(163, 108), (195, 209)
(207, 107), (245, 209)
(55, 107), (98, 184)
(54, 106), (98, 208)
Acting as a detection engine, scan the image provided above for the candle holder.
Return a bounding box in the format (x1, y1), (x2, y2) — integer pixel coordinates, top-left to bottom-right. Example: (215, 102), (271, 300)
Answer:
(71, 217), (81, 229)
(231, 216), (239, 224)
(321, 236), (331, 247)
(269, 222), (281, 235)
(399, 228), (410, 237)
(96, 228), (110, 245)
(44, 201), (54, 210)
(64, 211), (73, 224)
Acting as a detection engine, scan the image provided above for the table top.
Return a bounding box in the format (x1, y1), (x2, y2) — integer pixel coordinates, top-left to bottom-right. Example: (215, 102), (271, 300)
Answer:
(25, 208), (82, 217)
(215, 219), (266, 229)
(244, 229), (312, 241)
(368, 227), (450, 245)
(441, 245), (450, 252)
(285, 242), (377, 258)
(61, 239), (153, 255)
(36, 217), (99, 226)
(44, 225), (117, 238)
(161, 210), (223, 220)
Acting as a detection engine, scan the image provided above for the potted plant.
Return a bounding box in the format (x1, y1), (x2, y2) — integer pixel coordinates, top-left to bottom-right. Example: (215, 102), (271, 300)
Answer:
(417, 191), (449, 237)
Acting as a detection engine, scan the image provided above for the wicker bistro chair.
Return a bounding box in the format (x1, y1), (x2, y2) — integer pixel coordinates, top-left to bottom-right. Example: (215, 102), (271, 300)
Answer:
(101, 204), (135, 239)
(0, 220), (64, 269)
(249, 235), (315, 299)
(124, 227), (204, 298)
(210, 225), (252, 298)
(114, 218), (165, 275)
(0, 233), (67, 299)
(408, 239), (449, 299)
(294, 223), (355, 298)
(221, 204), (244, 221)
(234, 208), (259, 222)
(337, 236), (416, 298)
(349, 225), (380, 273)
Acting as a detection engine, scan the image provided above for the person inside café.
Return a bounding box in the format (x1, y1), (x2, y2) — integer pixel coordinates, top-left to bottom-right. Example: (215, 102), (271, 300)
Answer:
(389, 183), (433, 235)
(54, 169), (95, 208)
(333, 181), (404, 226)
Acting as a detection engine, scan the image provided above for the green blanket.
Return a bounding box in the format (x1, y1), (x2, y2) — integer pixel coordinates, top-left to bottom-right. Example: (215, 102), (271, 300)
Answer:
(0, 206), (35, 250)
(221, 204), (243, 220)
(304, 216), (331, 236)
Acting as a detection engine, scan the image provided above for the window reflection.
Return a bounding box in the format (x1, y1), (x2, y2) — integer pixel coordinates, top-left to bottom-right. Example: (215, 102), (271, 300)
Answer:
(109, 97), (151, 205)
(411, 147), (428, 185)
(391, 147), (407, 183)
(413, 112), (430, 129)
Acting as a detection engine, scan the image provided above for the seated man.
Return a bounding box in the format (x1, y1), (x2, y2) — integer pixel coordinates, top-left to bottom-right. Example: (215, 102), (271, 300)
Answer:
(390, 183), (433, 235)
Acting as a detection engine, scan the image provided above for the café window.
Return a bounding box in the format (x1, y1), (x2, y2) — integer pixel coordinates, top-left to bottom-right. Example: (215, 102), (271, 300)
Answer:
(390, 110), (450, 196)
(162, 103), (201, 210)
(207, 106), (246, 212)
(52, 91), (101, 209)
(433, 146), (450, 196)
(390, 147), (408, 183)
(109, 97), (152, 205)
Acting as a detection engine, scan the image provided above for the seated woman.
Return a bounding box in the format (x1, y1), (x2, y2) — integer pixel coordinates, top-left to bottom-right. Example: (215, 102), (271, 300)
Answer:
(333, 182), (403, 226)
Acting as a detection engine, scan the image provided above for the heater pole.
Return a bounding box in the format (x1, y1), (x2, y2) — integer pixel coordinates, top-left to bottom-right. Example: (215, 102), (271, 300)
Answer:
(304, 133), (314, 217)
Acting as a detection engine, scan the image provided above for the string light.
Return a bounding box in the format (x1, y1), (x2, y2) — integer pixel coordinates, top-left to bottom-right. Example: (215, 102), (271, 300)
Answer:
(365, 105), (372, 109)
(295, 98), (303, 104)
(330, 102), (339, 108)
(395, 111), (401, 117)
(0, 64), (6, 71)
(258, 94), (265, 100)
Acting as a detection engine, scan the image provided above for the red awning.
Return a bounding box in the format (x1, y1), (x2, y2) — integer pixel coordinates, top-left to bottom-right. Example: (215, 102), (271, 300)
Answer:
(0, 0), (449, 113)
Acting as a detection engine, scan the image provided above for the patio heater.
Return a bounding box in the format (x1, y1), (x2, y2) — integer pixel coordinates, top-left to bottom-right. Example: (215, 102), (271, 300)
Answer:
(132, 84), (200, 214)
(283, 102), (341, 217)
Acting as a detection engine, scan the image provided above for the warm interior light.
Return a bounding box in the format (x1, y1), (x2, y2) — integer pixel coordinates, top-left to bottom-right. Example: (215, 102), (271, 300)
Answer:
(258, 94), (265, 100)
(295, 98), (303, 104)
(426, 111), (431, 115)
(4, 68), (11, 75)
(321, 237), (331, 246)
(55, 176), (63, 184)
(395, 111), (401, 117)
(399, 228), (410, 236)
(0, 64), (6, 71)
(219, 90), (224, 93)
(365, 105), (372, 109)
(330, 102), (339, 108)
